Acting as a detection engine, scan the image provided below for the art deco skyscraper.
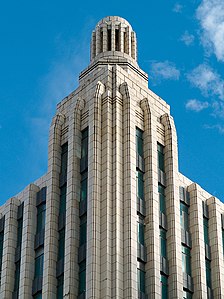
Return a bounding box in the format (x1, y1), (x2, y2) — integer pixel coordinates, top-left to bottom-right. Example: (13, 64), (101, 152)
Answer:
(0, 16), (224, 299)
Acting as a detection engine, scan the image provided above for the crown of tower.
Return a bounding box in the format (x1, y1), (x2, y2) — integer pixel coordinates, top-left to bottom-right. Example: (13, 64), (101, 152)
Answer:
(90, 16), (137, 63)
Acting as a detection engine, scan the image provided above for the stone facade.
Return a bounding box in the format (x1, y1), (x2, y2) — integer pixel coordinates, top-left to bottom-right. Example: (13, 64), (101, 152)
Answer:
(0, 16), (224, 299)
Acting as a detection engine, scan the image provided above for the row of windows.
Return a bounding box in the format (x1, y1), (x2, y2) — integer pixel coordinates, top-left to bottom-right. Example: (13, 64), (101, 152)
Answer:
(157, 143), (168, 299)
(78, 128), (88, 296)
(136, 128), (146, 296)
(203, 207), (212, 295)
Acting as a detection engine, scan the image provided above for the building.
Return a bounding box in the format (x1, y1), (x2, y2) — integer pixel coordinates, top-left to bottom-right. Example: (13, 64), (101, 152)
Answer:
(0, 16), (224, 299)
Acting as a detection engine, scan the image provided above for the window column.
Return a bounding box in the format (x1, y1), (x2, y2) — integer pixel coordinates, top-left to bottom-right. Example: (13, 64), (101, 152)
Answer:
(78, 128), (88, 299)
(0, 216), (5, 284)
(180, 187), (193, 298)
(136, 127), (147, 298)
(202, 202), (213, 298)
(222, 215), (224, 255)
(32, 187), (47, 299)
(56, 142), (68, 298)
(13, 202), (24, 299)
(158, 143), (168, 299)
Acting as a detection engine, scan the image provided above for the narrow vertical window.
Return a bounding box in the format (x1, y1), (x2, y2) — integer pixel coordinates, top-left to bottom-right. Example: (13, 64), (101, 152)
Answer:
(107, 29), (111, 51)
(161, 275), (168, 299)
(115, 28), (119, 51)
(13, 202), (24, 298)
(78, 128), (88, 297)
(0, 216), (5, 284)
(57, 142), (68, 298)
(33, 187), (46, 298)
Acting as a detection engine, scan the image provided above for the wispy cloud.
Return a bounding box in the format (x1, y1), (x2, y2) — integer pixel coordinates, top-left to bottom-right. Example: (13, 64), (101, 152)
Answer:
(204, 124), (224, 134)
(173, 3), (183, 13)
(197, 0), (224, 61)
(186, 99), (209, 112)
(180, 31), (195, 46)
(187, 64), (224, 100)
(149, 60), (180, 83)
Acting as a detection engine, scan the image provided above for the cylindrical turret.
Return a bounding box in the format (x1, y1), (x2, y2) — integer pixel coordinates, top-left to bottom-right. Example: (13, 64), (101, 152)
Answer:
(90, 16), (137, 62)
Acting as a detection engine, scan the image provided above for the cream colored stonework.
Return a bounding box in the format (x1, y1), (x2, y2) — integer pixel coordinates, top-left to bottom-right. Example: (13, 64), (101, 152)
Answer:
(0, 16), (224, 299)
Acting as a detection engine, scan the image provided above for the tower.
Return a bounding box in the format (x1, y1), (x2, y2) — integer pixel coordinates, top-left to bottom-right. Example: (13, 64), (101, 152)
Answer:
(0, 16), (224, 299)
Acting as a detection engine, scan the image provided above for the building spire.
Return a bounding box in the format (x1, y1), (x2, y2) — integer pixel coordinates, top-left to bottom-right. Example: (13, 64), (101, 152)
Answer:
(90, 16), (137, 62)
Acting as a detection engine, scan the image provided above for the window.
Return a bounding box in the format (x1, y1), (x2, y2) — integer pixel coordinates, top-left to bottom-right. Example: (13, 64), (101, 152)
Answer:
(158, 185), (166, 214)
(0, 222), (5, 281)
(79, 261), (86, 294)
(180, 202), (189, 231)
(57, 274), (64, 299)
(14, 261), (21, 293)
(137, 171), (144, 200)
(80, 176), (88, 202)
(61, 143), (68, 174)
(138, 221), (144, 245)
(160, 229), (167, 258)
(161, 275), (168, 299)
(36, 203), (46, 234)
(183, 290), (192, 299)
(58, 229), (65, 261)
(136, 128), (143, 157)
(203, 218), (209, 246)
(206, 259), (212, 289)
(79, 217), (87, 246)
(157, 143), (165, 172)
(182, 246), (191, 275)
(34, 247), (44, 279)
(33, 293), (42, 299)
(81, 129), (88, 160)
(137, 268), (145, 293)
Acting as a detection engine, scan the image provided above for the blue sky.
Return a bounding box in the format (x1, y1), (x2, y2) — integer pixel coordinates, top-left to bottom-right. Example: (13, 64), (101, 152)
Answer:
(1, 0), (224, 204)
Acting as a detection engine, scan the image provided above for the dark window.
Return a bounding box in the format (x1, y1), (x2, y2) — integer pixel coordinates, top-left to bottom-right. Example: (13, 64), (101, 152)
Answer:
(157, 143), (165, 172)
(80, 176), (88, 202)
(158, 184), (166, 214)
(160, 229), (167, 258)
(81, 128), (88, 160)
(182, 245), (191, 275)
(183, 290), (193, 299)
(161, 274), (168, 299)
(58, 229), (65, 261)
(137, 268), (145, 293)
(203, 218), (209, 246)
(138, 221), (145, 245)
(61, 143), (68, 175)
(14, 261), (21, 294)
(206, 259), (212, 289)
(36, 204), (46, 234)
(59, 184), (67, 214)
(57, 274), (64, 299)
(107, 29), (111, 51)
(79, 261), (86, 294)
(0, 225), (4, 281)
(34, 247), (44, 279)
(79, 217), (87, 246)
(33, 293), (42, 299)
(137, 171), (144, 200)
(180, 202), (189, 231)
(136, 128), (144, 157)
(115, 29), (119, 51)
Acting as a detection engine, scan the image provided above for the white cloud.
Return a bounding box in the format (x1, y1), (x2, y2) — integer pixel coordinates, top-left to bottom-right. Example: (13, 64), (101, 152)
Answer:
(197, 0), (224, 61)
(150, 61), (180, 82)
(204, 124), (224, 134)
(187, 64), (224, 100)
(211, 101), (224, 118)
(186, 99), (209, 112)
(180, 31), (195, 46)
(173, 3), (183, 13)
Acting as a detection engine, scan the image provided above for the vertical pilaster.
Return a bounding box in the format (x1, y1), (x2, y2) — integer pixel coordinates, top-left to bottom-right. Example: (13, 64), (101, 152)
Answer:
(42, 113), (65, 298)
(18, 184), (39, 298)
(141, 98), (161, 298)
(111, 23), (116, 51)
(112, 73), (124, 299)
(207, 196), (224, 297)
(86, 81), (104, 299)
(0, 197), (19, 298)
(161, 114), (182, 299)
(64, 98), (85, 298)
(120, 82), (138, 299)
(100, 88), (113, 298)
(102, 26), (108, 52)
(188, 183), (207, 298)
(96, 26), (101, 56)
